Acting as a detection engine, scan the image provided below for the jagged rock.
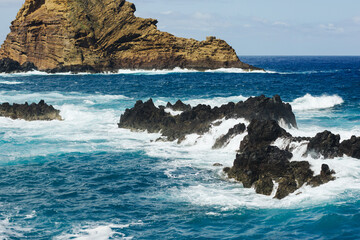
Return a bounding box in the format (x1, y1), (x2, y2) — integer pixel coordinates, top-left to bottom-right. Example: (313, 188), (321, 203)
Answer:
(0, 100), (61, 121)
(340, 136), (360, 159)
(225, 120), (335, 199)
(0, 58), (37, 73)
(166, 100), (191, 112)
(212, 123), (246, 149)
(119, 95), (297, 141)
(305, 131), (342, 159)
(227, 146), (293, 188)
(308, 164), (336, 187)
(240, 119), (291, 152)
(0, 0), (260, 72)
(231, 95), (297, 128)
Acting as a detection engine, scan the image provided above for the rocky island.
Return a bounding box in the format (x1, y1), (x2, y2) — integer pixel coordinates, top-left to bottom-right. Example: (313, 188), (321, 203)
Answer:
(0, 0), (260, 73)
(118, 95), (360, 199)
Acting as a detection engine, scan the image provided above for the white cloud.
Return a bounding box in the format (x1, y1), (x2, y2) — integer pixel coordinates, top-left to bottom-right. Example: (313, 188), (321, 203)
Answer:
(161, 11), (173, 15)
(193, 12), (212, 20)
(319, 23), (344, 33)
(272, 21), (289, 27)
(353, 16), (360, 24)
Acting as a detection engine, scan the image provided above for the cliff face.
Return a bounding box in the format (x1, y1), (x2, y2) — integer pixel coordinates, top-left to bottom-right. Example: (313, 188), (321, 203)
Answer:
(0, 0), (259, 72)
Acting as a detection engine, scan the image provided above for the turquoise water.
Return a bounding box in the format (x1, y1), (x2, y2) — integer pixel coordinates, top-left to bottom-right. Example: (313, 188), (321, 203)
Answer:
(0, 56), (359, 239)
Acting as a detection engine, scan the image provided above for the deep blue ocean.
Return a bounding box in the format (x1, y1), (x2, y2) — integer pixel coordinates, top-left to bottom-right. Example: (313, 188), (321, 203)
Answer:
(0, 56), (359, 239)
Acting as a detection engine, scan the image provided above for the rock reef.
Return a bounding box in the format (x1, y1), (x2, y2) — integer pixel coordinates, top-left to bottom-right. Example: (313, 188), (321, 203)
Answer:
(0, 100), (61, 121)
(118, 95), (360, 199)
(118, 95), (297, 142)
(0, 0), (260, 73)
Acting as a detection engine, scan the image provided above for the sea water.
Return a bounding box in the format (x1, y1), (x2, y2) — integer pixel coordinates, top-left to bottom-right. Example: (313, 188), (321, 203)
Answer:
(0, 56), (359, 239)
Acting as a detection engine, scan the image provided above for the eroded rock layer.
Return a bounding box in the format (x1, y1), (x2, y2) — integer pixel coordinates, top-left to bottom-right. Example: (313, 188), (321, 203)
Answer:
(0, 0), (260, 72)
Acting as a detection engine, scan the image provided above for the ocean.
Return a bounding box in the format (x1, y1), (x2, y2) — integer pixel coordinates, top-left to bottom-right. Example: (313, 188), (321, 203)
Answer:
(0, 56), (359, 239)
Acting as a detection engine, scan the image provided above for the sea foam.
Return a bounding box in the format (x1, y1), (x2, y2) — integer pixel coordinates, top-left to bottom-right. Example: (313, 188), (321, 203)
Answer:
(290, 93), (344, 111)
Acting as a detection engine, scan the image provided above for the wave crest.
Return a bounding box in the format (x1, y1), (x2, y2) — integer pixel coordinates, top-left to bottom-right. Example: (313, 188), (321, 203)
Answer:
(290, 94), (344, 111)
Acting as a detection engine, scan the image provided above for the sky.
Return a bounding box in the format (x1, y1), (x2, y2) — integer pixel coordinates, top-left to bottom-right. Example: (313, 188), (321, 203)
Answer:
(0, 0), (359, 55)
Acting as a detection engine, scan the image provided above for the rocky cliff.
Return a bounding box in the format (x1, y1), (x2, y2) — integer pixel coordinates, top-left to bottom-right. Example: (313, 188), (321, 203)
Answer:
(0, 0), (260, 72)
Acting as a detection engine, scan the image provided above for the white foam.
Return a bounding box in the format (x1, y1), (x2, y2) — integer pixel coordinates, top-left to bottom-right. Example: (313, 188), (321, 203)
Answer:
(205, 68), (266, 73)
(184, 95), (248, 108)
(24, 211), (37, 220)
(0, 218), (32, 239)
(290, 93), (344, 111)
(55, 221), (143, 240)
(164, 108), (183, 116)
(0, 80), (23, 85)
(0, 91), (130, 105)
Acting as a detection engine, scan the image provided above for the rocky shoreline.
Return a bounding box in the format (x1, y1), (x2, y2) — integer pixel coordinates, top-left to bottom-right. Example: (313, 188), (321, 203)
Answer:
(0, 100), (61, 121)
(118, 95), (360, 199)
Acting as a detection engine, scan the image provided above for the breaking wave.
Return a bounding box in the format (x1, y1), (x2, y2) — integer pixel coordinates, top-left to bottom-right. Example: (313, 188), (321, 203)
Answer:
(290, 94), (344, 111)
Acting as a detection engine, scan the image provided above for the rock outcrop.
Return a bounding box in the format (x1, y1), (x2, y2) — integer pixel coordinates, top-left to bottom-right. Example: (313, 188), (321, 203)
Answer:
(118, 95), (360, 198)
(0, 100), (61, 121)
(118, 95), (297, 142)
(305, 131), (341, 159)
(224, 120), (336, 199)
(0, 58), (37, 73)
(340, 136), (360, 159)
(0, 0), (260, 73)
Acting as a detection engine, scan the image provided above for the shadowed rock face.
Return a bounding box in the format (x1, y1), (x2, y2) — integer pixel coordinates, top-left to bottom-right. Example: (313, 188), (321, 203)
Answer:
(118, 95), (297, 142)
(0, 0), (260, 73)
(0, 58), (37, 73)
(340, 136), (360, 159)
(225, 120), (336, 199)
(305, 131), (341, 159)
(0, 100), (61, 121)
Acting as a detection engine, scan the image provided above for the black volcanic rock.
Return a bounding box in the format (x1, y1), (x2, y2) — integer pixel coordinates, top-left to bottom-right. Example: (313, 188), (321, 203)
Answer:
(305, 131), (342, 159)
(0, 100), (61, 121)
(212, 123), (246, 149)
(308, 164), (336, 187)
(225, 120), (336, 199)
(240, 119), (292, 152)
(118, 95), (297, 142)
(340, 136), (360, 159)
(0, 58), (37, 73)
(166, 100), (191, 112)
(231, 95), (297, 128)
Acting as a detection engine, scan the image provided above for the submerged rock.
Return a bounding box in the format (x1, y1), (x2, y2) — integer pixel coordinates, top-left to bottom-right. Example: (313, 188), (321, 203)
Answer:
(0, 100), (61, 121)
(0, 0), (260, 73)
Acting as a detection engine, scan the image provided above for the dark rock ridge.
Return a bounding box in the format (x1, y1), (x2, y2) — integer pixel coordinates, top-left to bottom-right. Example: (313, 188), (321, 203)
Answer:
(224, 120), (337, 199)
(0, 100), (61, 121)
(118, 95), (297, 142)
(213, 123), (246, 149)
(0, 58), (37, 73)
(0, 0), (261, 73)
(118, 95), (360, 198)
(340, 136), (360, 159)
(303, 131), (360, 159)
